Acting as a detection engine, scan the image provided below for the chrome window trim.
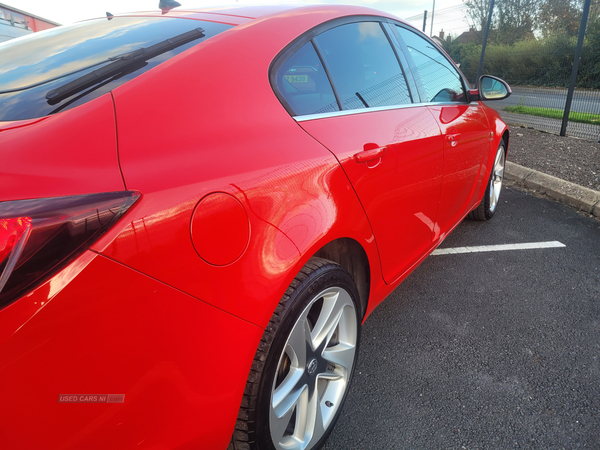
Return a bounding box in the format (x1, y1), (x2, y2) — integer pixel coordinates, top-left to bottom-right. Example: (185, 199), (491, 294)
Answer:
(294, 100), (479, 122)
(295, 102), (424, 121)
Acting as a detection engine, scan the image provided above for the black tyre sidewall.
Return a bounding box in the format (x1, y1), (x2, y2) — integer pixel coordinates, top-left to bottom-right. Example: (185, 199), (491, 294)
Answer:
(254, 264), (361, 450)
(469, 141), (506, 221)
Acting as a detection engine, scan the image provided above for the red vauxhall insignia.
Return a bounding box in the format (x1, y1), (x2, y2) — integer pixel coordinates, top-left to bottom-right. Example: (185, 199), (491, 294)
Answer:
(0, 4), (510, 449)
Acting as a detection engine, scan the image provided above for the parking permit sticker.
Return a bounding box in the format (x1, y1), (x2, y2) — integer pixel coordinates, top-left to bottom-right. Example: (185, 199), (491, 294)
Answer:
(284, 75), (308, 83)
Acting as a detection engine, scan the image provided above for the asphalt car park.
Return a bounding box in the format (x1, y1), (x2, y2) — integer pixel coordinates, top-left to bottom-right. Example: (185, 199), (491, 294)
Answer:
(324, 187), (600, 449)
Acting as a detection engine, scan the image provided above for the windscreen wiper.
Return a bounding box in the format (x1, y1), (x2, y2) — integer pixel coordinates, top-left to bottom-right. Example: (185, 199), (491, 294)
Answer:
(46, 27), (205, 104)
(0, 60), (115, 95)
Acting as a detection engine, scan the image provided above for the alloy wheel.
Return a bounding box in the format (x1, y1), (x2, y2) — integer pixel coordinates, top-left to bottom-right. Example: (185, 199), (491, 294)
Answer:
(269, 286), (358, 450)
(489, 145), (505, 214)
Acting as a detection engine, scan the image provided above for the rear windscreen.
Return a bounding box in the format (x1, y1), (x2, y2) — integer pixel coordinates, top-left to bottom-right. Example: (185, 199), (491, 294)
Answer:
(0, 17), (233, 121)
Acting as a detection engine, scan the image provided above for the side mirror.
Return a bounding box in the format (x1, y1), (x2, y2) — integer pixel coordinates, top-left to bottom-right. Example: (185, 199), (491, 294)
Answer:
(470, 75), (511, 102)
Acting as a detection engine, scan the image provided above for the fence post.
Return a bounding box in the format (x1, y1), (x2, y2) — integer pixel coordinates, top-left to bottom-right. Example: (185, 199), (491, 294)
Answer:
(422, 10), (427, 33)
(560, 0), (592, 137)
(476, 0), (495, 83)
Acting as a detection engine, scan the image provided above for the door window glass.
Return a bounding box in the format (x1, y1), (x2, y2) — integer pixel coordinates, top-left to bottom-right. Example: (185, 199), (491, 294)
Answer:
(275, 42), (340, 116)
(314, 22), (411, 110)
(395, 26), (465, 103)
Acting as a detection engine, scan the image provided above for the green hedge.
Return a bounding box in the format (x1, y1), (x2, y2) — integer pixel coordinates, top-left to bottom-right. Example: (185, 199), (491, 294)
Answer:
(447, 21), (600, 90)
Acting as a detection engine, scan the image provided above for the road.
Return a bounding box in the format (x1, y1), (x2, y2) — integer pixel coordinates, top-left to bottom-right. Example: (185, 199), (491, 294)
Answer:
(486, 86), (600, 115)
(323, 187), (600, 449)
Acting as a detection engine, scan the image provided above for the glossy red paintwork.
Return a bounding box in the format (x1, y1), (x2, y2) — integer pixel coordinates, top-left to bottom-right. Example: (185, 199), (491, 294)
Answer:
(428, 104), (493, 237)
(0, 251), (262, 449)
(0, 94), (124, 201)
(93, 8), (379, 327)
(0, 5), (508, 449)
(191, 192), (251, 266)
(300, 107), (444, 285)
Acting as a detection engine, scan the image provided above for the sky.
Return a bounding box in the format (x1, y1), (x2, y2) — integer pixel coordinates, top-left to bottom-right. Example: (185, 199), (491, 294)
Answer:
(9, 0), (466, 32)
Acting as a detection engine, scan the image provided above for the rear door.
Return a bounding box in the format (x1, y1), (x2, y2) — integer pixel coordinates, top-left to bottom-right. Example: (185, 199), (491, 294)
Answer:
(272, 20), (444, 284)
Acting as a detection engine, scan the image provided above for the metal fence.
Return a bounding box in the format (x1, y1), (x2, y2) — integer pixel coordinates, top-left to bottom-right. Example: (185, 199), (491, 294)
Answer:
(484, 84), (600, 142)
(404, 1), (600, 142)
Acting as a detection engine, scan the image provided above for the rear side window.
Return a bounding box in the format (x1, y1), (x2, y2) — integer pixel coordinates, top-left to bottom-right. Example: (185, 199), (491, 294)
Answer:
(0, 17), (233, 121)
(314, 22), (411, 110)
(394, 26), (465, 103)
(276, 42), (340, 116)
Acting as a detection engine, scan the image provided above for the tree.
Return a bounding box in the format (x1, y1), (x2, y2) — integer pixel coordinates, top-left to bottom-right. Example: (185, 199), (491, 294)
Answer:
(539, 0), (582, 37)
(462, 0), (538, 44)
(463, 0), (494, 31)
(495, 0), (538, 44)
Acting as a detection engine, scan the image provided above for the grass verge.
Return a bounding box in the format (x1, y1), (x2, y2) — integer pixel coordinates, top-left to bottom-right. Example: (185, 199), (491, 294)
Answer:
(504, 105), (600, 125)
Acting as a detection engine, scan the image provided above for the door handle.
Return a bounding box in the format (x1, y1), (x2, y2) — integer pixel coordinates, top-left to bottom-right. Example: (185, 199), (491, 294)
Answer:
(446, 133), (461, 147)
(354, 146), (387, 163)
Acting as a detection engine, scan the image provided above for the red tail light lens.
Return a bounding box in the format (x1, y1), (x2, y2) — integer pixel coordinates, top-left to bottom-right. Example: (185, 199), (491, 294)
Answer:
(0, 191), (140, 309)
(0, 217), (32, 264)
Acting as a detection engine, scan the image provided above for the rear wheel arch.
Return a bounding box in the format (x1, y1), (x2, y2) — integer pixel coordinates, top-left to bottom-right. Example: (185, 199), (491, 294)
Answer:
(312, 237), (370, 320)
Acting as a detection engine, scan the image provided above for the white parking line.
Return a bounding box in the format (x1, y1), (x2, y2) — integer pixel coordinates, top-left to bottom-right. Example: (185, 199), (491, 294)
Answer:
(431, 241), (566, 255)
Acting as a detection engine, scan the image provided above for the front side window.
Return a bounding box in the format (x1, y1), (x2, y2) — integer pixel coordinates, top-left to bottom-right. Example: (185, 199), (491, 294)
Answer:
(275, 42), (339, 116)
(395, 26), (465, 103)
(314, 22), (411, 111)
(0, 17), (233, 121)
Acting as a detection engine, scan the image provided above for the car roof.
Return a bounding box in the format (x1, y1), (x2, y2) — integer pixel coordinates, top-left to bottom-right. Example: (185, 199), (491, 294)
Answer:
(97, 4), (407, 27)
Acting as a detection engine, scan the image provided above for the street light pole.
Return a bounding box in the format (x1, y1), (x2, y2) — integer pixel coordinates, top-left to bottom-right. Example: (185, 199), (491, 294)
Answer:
(430, 0), (435, 37)
(476, 0), (495, 83)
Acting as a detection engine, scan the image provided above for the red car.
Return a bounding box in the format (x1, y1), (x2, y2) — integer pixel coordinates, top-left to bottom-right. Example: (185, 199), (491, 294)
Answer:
(0, 5), (510, 449)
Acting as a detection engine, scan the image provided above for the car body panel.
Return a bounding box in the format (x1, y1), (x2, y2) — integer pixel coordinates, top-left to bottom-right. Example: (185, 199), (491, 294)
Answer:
(90, 15), (379, 328)
(101, 11), (252, 26)
(0, 251), (262, 449)
(298, 106), (444, 285)
(427, 103), (492, 238)
(0, 94), (124, 201)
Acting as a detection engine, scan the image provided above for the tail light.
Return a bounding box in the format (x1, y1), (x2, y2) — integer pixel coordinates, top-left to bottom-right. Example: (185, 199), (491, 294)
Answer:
(0, 191), (140, 309)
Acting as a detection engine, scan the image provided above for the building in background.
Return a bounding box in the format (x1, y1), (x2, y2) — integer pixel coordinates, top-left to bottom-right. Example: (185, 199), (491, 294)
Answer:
(0, 2), (60, 43)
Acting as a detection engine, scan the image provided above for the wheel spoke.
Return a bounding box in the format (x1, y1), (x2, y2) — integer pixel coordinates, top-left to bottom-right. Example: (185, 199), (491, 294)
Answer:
(318, 368), (344, 381)
(310, 291), (345, 349)
(272, 366), (304, 413)
(271, 385), (308, 446)
(322, 343), (356, 371)
(287, 317), (310, 366)
(309, 393), (327, 448)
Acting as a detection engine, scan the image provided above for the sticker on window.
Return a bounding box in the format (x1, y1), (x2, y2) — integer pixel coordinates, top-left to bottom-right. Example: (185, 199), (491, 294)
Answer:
(284, 75), (308, 83)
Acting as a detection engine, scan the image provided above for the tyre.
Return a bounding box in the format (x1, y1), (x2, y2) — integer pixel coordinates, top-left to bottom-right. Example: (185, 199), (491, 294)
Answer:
(468, 141), (506, 221)
(230, 257), (361, 450)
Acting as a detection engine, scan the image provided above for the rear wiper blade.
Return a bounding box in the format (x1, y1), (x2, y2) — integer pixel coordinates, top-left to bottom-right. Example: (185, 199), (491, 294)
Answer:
(46, 27), (205, 104)
(0, 60), (113, 95)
